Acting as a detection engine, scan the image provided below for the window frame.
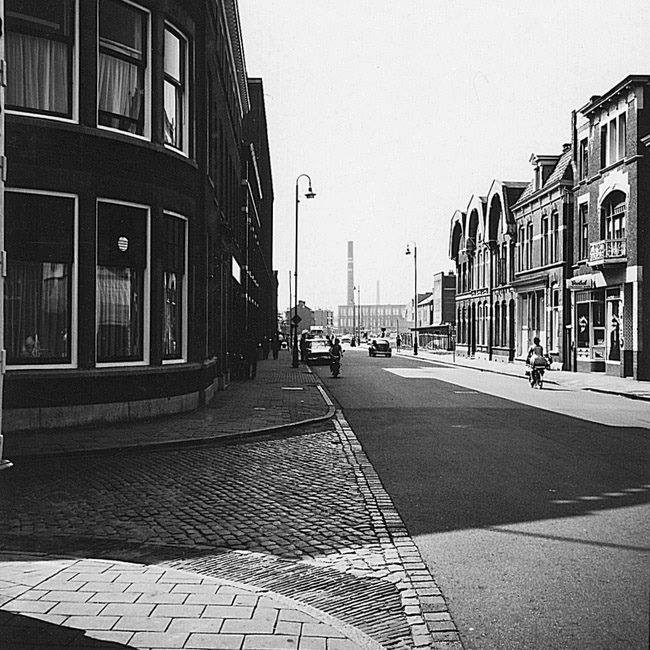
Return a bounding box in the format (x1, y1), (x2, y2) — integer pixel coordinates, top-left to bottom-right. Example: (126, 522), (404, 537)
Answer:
(97, 0), (151, 140)
(163, 22), (190, 155)
(161, 211), (188, 364)
(578, 201), (589, 260)
(95, 198), (150, 367)
(5, 0), (79, 123)
(5, 188), (79, 370)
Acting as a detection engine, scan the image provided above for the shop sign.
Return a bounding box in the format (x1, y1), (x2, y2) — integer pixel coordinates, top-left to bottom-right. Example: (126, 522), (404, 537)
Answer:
(567, 276), (595, 290)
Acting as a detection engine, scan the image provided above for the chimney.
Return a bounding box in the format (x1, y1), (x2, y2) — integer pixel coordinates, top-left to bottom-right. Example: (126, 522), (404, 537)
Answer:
(347, 241), (354, 305)
(376, 280), (380, 305)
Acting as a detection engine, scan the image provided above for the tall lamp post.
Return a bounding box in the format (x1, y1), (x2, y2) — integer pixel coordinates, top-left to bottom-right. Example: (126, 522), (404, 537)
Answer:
(356, 285), (361, 343)
(406, 242), (418, 356)
(292, 174), (316, 367)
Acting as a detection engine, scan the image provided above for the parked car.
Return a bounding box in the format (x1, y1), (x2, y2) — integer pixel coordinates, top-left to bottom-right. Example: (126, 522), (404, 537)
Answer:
(306, 338), (332, 364)
(341, 336), (351, 348)
(369, 338), (391, 357)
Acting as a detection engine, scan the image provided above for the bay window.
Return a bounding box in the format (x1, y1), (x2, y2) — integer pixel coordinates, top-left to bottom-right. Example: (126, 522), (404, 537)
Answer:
(6, 0), (75, 118)
(98, 0), (148, 136)
(162, 213), (187, 361)
(164, 25), (189, 152)
(97, 201), (148, 363)
(5, 191), (75, 366)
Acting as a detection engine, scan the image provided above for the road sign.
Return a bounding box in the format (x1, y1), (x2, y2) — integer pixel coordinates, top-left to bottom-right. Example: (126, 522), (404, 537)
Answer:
(291, 314), (302, 325)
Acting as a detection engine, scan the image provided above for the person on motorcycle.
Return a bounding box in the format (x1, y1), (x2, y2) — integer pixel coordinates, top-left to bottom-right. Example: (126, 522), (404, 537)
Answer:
(329, 338), (343, 377)
(526, 337), (548, 387)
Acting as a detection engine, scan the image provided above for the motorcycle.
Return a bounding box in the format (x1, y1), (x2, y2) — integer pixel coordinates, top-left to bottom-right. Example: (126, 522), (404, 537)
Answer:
(329, 353), (341, 378)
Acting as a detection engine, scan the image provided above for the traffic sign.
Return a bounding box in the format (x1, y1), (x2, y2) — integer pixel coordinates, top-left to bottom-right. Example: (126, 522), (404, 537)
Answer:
(291, 314), (302, 325)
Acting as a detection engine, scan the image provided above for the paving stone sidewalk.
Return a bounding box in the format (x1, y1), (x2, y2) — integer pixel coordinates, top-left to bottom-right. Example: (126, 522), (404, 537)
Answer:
(3, 351), (331, 458)
(398, 347), (650, 400)
(0, 553), (377, 649)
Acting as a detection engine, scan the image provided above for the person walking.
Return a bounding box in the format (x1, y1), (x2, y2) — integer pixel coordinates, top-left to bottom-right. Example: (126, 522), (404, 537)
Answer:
(245, 334), (259, 379)
(396, 334), (402, 352)
(271, 334), (280, 360)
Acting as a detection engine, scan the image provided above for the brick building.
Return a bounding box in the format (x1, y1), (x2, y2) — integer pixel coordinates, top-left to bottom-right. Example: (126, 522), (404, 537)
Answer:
(511, 146), (574, 367)
(3, 0), (275, 430)
(569, 76), (649, 379)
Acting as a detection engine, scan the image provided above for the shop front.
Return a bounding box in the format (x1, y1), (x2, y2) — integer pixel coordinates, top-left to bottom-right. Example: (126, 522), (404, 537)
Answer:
(568, 275), (626, 376)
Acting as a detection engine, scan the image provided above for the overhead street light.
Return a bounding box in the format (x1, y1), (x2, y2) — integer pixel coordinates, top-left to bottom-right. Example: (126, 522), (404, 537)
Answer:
(406, 242), (418, 356)
(292, 174), (316, 368)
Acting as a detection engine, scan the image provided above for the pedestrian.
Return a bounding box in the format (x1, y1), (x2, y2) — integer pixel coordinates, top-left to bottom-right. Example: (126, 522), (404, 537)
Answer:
(299, 332), (308, 362)
(262, 337), (270, 360)
(272, 333), (280, 360)
(396, 334), (401, 351)
(245, 333), (258, 379)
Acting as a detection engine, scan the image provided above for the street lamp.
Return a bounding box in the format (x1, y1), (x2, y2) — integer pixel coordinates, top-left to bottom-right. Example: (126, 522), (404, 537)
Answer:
(355, 284), (361, 344)
(292, 174), (316, 368)
(406, 242), (418, 356)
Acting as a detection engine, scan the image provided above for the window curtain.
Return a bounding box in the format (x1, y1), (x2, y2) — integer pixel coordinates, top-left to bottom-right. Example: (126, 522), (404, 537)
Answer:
(98, 53), (142, 131)
(7, 32), (68, 113)
(163, 271), (180, 358)
(5, 262), (69, 362)
(97, 266), (141, 360)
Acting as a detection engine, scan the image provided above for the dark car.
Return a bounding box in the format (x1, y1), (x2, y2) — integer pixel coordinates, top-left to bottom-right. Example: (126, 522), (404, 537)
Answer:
(306, 338), (332, 365)
(369, 338), (391, 357)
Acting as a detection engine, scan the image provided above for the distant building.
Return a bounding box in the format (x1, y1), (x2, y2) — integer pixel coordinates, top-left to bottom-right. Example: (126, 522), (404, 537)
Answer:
(338, 304), (407, 335)
(417, 272), (456, 331)
(313, 309), (334, 335)
(285, 300), (315, 333)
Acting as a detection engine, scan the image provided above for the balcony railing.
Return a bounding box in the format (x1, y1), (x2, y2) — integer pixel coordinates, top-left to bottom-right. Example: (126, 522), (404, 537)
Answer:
(589, 238), (626, 265)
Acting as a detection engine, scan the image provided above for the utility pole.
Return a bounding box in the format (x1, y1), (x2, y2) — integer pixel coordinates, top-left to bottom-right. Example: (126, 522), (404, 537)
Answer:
(0, 0), (12, 471)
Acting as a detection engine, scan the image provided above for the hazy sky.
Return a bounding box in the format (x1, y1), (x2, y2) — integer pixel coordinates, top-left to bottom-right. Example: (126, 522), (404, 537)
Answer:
(238, 0), (649, 314)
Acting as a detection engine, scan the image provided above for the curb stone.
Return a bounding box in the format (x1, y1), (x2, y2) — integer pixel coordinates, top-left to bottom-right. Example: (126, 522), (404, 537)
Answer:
(332, 411), (463, 649)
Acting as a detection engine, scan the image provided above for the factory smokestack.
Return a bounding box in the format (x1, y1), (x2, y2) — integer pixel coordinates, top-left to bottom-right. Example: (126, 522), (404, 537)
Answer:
(347, 241), (354, 305)
(376, 280), (380, 305)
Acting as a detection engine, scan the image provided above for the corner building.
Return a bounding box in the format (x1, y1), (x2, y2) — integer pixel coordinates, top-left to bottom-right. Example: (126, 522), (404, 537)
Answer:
(3, 0), (275, 430)
(569, 76), (649, 379)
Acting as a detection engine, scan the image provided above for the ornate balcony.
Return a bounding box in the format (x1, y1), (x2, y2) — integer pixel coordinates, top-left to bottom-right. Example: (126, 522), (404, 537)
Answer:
(588, 238), (626, 266)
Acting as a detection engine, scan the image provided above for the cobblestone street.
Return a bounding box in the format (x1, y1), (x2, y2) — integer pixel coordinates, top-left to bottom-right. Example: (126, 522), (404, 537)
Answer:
(0, 414), (458, 648)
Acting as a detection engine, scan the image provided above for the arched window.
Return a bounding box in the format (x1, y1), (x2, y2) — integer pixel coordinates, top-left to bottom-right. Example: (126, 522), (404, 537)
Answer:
(494, 302), (500, 347)
(601, 192), (626, 241)
(478, 303), (483, 345)
(501, 300), (507, 347)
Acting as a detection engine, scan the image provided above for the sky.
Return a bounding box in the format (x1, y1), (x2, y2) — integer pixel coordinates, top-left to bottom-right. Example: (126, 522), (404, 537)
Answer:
(238, 0), (649, 315)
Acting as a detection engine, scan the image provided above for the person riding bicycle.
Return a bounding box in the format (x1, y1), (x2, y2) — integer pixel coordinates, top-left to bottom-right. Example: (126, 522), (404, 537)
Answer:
(526, 337), (548, 386)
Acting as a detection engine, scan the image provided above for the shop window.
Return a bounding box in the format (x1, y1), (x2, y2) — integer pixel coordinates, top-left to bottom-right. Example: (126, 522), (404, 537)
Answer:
(6, 0), (75, 118)
(606, 289), (621, 362)
(96, 201), (148, 363)
(164, 24), (189, 153)
(98, 0), (148, 136)
(162, 214), (187, 361)
(550, 284), (560, 352)
(5, 191), (75, 365)
(577, 302), (590, 349)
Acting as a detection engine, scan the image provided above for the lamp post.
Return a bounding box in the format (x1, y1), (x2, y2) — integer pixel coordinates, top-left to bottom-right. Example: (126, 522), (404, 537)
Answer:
(356, 285), (361, 343)
(406, 242), (418, 356)
(292, 174), (316, 367)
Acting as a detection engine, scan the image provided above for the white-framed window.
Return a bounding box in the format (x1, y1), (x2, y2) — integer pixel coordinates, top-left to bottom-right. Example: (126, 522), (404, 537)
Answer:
(164, 23), (190, 154)
(541, 215), (549, 266)
(162, 212), (188, 363)
(6, 0), (77, 121)
(578, 137), (588, 180)
(601, 192), (626, 240)
(5, 189), (78, 369)
(96, 199), (150, 365)
(550, 283), (560, 353)
(600, 112), (627, 168)
(98, 0), (150, 137)
(551, 211), (559, 263)
(578, 202), (589, 260)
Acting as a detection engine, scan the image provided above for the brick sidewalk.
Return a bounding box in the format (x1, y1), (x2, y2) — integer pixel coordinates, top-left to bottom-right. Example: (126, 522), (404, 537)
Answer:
(4, 350), (332, 458)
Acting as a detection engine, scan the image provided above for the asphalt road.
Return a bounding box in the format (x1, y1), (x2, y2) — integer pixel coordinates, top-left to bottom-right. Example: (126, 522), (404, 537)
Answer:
(312, 348), (650, 650)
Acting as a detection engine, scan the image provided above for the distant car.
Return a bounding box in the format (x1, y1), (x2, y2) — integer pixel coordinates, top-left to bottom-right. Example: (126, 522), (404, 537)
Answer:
(306, 338), (331, 364)
(369, 338), (391, 357)
(341, 336), (351, 348)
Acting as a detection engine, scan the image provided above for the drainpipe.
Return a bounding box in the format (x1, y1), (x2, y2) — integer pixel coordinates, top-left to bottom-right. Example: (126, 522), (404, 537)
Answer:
(0, 0), (12, 470)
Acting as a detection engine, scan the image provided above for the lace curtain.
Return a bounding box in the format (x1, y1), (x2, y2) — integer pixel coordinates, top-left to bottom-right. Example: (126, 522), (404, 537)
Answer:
(98, 53), (142, 132)
(7, 32), (69, 114)
(97, 266), (142, 361)
(5, 262), (69, 363)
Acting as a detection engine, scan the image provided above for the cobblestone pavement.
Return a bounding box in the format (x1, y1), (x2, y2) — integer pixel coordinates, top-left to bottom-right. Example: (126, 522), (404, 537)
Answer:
(0, 417), (460, 648)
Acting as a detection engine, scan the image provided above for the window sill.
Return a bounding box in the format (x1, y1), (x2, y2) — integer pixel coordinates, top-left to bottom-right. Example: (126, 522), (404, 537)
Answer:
(599, 159), (625, 175)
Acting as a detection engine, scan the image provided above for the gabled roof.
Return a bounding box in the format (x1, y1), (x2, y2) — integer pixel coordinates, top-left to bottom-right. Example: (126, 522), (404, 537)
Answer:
(514, 147), (573, 207)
